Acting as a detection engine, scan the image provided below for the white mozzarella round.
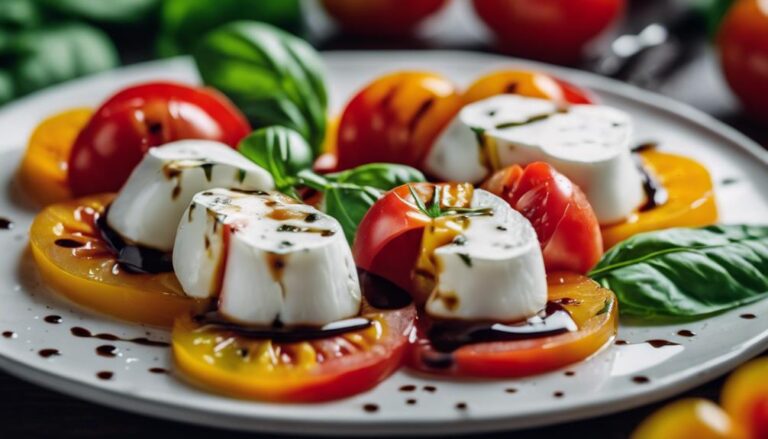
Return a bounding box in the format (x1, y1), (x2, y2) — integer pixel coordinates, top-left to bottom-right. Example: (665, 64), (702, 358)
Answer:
(424, 95), (645, 224)
(173, 189), (361, 326)
(106, 140), (274, 251)
(425, 189), (547, 322)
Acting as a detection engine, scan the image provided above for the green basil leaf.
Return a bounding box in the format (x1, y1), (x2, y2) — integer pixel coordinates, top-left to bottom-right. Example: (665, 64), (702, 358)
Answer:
(157, 0), (300, 57)
(193, 21), (327, 155)
(238, 125), (311, 198)
(10, 23), (118, 96)
(0, 70), (15, 104)
(590, 225), (768, 318)
(302, 163), (425, 243)
(0, 0), (40, 29)
(36, 0), (159, 25)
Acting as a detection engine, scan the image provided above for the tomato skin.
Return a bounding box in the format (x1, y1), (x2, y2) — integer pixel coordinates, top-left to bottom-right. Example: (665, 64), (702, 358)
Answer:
(335, 72), (463, 171)
(482, 162), (603, 274)
(472, 0), (625, 64)
(321, 0), (447, 37)
(68, 82), (250, 196)
(407, 273), (617, 377)
(173, 300), (416, 402)
(718, 0), (768, 123)
(463, 70), (596, 106)
(353, 183), (433, 294)
(722, 357), (768, 439)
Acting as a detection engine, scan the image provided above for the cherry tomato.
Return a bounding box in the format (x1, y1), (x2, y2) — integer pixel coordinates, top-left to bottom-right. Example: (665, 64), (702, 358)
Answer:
(463, 70), (596, 106)
(407, 273), (617, 377)
(482, 162), (603, 274)
(722, 357), (768, 439)
(18, 108), (92, 206)
(718, 0), (768, 123)
(172, 298), (416, 402)
(320, 0), (447, 37)
(29, 194), (208, 326)
(335, 72), (463, 171)
(632, 399), (747, 439)
(472, 0), (626, 64)
(68, 82), (250, 196)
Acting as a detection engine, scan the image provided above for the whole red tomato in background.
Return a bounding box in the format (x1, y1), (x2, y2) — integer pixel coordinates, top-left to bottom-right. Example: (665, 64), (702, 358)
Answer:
(321, 0), (447, 37)
(718, 0), (768, 124)
(472, 0), (626, 64)
(68, 82), (250, 196)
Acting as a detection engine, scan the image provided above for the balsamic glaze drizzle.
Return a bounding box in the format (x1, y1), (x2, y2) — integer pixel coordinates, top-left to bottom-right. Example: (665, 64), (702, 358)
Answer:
(96, 208), (173, 274)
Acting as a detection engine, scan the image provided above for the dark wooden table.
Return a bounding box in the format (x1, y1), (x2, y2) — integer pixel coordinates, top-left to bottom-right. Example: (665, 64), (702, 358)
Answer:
(1, 1), (766, 437)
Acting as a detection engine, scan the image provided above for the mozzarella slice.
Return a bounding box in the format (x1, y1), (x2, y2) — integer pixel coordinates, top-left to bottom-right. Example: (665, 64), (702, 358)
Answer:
(424, 189), (547, 322)
(106, 140), (274, 251)
(173, 188), (361, 326)
(424, 95), (645, 224)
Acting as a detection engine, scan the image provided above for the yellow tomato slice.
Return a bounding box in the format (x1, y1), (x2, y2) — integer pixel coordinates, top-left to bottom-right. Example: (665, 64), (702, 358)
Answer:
(722, 358), (768, 439)
(632, 399), (747, 439)
(17, 108), (92, 206)
(602, 150), (718, 248)
(408, 273), (618, 377)
(172, 300), (416, 402)
(29, 194), (208, 326)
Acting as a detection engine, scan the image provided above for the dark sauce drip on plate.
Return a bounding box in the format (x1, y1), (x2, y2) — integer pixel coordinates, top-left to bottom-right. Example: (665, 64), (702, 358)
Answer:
(632, 376), (650, 384)
(96, 207), (173, 274)
(677, 330), (695, 337)
(70, 326), (169, 347)
(363, 404), (379, 413)
(553, 391), (564, 398)
(632, 141), (659, 153)
(425, 302), (577, 354)
(399, 385), (416, 392)
(96, 371), (113, 380)
(0, 218), (13, 230)
(455, 402), (468, 410)
(406, 399), (417, 405)
(38, 348), (60, 358)
(43, 315), (62, 324)
(740, 313), (757, 320)
(149, 367), (168, 374)
(96, 345), (118, 357)
(2, 331), (15, 338)
(615, 339), (629, 345)
(646, 339), (679, 348)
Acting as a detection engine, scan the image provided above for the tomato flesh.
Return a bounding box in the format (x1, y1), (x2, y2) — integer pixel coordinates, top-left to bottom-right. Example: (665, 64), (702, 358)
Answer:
(482, 162), (603, 274)
(172, 299), (416, 402)
(407, 273), (617, 377)
(29, 194), (208, 326)
(68, 82), (250, 196)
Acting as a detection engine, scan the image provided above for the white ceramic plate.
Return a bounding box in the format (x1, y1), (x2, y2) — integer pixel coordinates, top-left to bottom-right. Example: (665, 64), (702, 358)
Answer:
(0, 52), (767, 436)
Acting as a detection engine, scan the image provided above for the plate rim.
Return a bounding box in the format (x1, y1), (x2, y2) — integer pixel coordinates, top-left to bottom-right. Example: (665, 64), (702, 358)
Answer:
(0, 50), (766, 435)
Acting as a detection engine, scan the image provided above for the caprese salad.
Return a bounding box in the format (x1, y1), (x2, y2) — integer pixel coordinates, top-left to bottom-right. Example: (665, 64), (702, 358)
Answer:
(16, 22), (768, 402)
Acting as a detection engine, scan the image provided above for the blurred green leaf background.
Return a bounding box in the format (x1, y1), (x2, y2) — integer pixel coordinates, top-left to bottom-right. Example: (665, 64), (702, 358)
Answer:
(0, 0), (301, 105)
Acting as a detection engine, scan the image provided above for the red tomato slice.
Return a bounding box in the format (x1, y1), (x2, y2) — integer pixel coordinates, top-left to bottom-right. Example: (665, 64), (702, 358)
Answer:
(482, 162), (603, 273)
(320, 0), (447, 37)
(68, 81), (251, 196)
(407, 273), (618, 378)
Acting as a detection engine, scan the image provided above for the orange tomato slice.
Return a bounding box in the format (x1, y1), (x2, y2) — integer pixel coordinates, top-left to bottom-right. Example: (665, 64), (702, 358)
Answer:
(172, 299), (416, 402)
(722, 357), (768, 439)
(632, 399), (747, 439)
(17, 108), (92, 206)
(602, 150), (718, 248)
(29, 194), (208, 326)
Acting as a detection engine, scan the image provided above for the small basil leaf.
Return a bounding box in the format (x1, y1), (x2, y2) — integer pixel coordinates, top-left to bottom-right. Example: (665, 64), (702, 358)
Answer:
(193, 21), (328, 155)
(238, 126), (311, 198)
(326, 163), (427, 188)
(590, 225), (768, 318)
(10, 23), (118, 96)
(0, 0), (40, 29)
(307, 163), (425, 243)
